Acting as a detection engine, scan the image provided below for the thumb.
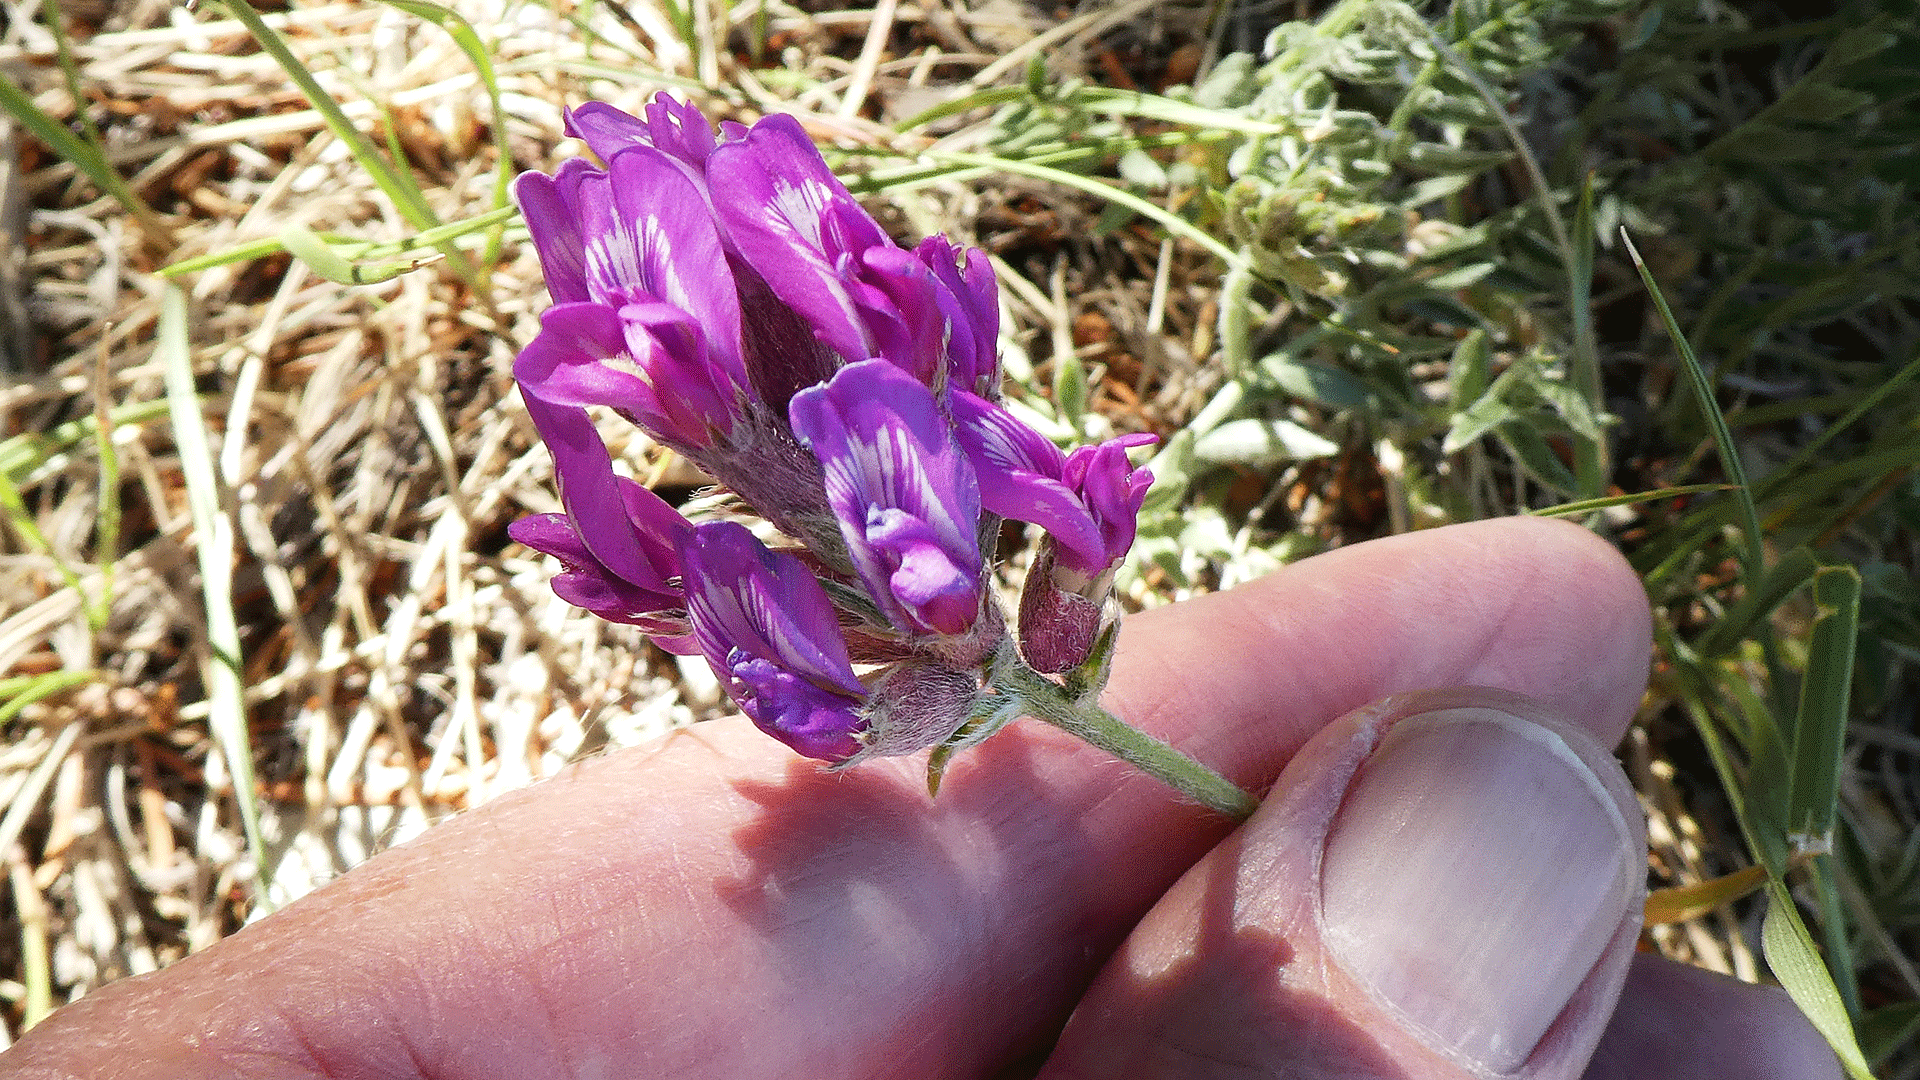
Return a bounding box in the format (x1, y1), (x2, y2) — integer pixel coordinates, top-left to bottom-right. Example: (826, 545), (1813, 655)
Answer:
(1041, 688), (1645, 1080)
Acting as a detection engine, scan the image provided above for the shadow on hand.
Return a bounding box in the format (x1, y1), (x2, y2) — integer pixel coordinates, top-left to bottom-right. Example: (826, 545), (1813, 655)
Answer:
(712, 725), (1198, 1074)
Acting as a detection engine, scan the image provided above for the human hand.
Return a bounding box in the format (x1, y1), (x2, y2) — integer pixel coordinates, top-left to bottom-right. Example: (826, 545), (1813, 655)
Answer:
(1, 518), (1838, 1079)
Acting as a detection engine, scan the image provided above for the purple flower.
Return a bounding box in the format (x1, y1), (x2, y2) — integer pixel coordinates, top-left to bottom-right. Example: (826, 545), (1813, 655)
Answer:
(912, 235), (1001, 397)
(699, 115), (999, 391)
(513, 137), (746, 450)
(509, 94), (1163, 762)
(789, 360), (984, 637)
(680, 521), (867, 760)
(949, 391), (1154, 580)
(567, 97), (721, 175)
(1058, 434), (1157, 579)
(508, 394), (697, 651)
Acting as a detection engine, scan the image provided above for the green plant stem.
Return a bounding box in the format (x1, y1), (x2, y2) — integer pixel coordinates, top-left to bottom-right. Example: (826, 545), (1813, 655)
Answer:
(1001, 661), (1259, 820)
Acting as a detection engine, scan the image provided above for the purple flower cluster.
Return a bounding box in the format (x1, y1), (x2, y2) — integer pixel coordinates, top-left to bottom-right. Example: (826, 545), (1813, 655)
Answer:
(510, 94), (1152, 762)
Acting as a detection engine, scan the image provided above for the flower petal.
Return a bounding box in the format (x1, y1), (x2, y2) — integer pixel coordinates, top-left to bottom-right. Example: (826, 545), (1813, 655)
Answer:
(516, 301), (659, 415)
(1062, 434), (1156, 574)
(508, 511), (696, 652)
(790, 360), (983, 635)
(948, 390), (1104, 564)
(680, 521), (866, 759)
(706, 114), (892, 366)
(517, 390), (690, 595)
(512, 158), (602, 304)
(915, 236), (1001, 395)
(601, 147), (746, 386)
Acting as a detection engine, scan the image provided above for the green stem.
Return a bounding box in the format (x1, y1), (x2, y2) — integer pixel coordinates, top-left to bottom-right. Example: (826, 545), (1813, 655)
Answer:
(1002, 662), (1259, 820)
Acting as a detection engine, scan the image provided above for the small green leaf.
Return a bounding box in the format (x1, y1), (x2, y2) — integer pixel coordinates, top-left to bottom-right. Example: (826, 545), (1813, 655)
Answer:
(1492, 421), (1576, 492)
(1443, 394), (1514, 455)
(1447, 329), (1491, 405)
(1761, 883), (1876, 1080)
(1053, 352), (1089, 427)
(1424, 261), (1496, 291)
(1787, 566), (1860, 847)
(1821, 26), (1898, 68)
(1402, 142), (1513, 173)
(1259, 354), (1372, 409)
(1191, 417), (1340, 467)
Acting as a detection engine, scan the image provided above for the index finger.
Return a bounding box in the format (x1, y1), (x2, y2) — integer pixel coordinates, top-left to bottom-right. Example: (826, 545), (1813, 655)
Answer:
(5, 517), (1650, 1080)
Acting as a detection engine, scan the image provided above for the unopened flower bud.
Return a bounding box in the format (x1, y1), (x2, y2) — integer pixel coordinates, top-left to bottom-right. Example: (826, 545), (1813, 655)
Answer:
(1016, 539), (1107, 674)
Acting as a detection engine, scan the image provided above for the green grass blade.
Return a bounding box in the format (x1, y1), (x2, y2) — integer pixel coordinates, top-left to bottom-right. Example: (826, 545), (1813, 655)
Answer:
(1529, 484), (1735, 518)
(215, 0), (486, 289)
(218, 0), (435, 226)
(0, 400), (169, 480)
(0, 75), (172, 248)
(1789, 565), (1858, 845)
(1567, 176), (1605, 497)
(371, 0), (514, 262)
(1763, 881), (1875, 1080)
(158, 237), (289, 278)
(158, 285), (272, 903)
(1695, 546), (1821, 659)
(1755, 350), (1920, 505)
(0, 670), (97, 727)
(927, 151), (1241, 267)
(894, 84), (1286, 136)
(161, 206), (518, 280)
(1623, 229), (1767, 576)
(1813, 853), (1861, 1024)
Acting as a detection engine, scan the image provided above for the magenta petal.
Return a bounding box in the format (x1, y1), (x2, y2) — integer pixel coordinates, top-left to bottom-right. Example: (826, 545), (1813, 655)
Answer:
(948, 390), (1104, 565)
(509, 511), (692, 644)
(564, 101), (655, 164)
(853, 245), (947, 385)
(516, 302), (658, 414)
(680, 521), (866, 760)
(518, 391), (690, 594)
(915, 236), (1001, 395)
(513, 160), (601, 304)
(706, 114), (891, 365)
(640, 94), (719, 166)
(1062, 434), (1156, 574)
(568, 97), (719, 174)
(602, 147), (746, 389)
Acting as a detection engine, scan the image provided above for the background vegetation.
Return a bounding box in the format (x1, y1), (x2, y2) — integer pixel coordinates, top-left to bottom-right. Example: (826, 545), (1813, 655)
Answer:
(0, 0), (1915, 1071)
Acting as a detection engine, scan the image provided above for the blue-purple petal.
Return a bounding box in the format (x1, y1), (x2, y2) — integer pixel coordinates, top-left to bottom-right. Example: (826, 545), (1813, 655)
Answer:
(680, 521), (866, 760)
(790, 360), (983, 636)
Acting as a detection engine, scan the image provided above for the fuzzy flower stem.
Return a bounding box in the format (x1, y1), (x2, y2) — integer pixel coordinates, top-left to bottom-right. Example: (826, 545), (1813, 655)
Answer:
(998, 659), (1259, 821)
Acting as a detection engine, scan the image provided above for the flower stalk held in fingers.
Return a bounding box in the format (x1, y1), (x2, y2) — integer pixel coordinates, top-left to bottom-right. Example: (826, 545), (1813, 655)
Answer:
(509, 93), (1255, 818)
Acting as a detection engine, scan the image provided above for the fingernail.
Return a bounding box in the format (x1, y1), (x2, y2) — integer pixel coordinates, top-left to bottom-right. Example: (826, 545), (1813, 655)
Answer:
(1318, 706), (1638, 1074)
